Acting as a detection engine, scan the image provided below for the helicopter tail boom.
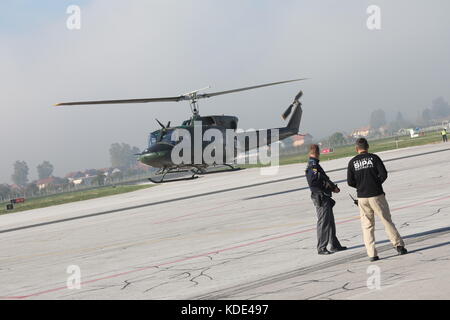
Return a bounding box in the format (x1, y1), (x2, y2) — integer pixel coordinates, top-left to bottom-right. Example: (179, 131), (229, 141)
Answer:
(233, 90), (303, 152)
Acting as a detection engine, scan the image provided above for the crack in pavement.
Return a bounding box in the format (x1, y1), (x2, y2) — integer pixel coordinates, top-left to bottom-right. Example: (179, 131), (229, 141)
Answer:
(192, 226), (450, 300)
(189, 267), (214, 287)
(4, 147), (450, 235)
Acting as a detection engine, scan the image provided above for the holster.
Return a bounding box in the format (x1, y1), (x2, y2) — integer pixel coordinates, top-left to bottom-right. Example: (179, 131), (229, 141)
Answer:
(311, 192), (335, 208)
(311, 193), (323, 207)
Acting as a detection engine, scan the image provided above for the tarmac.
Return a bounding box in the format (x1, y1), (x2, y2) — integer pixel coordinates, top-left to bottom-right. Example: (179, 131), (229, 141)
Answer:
(1, 142), (450, 300)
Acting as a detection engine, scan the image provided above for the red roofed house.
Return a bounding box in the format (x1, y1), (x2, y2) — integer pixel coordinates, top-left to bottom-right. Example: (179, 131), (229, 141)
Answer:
(36, 177), (58, 190)
(352, 126), (372, 138)
(291, 134), (313, 148)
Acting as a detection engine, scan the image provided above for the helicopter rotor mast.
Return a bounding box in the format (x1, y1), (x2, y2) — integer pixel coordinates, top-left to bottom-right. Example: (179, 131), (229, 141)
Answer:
(54, 78), (308, 117)
(183, 86), (211, 116)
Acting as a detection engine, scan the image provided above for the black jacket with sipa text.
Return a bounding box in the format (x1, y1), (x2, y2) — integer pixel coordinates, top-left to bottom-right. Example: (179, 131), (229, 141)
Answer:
(347, 152), (388, 198)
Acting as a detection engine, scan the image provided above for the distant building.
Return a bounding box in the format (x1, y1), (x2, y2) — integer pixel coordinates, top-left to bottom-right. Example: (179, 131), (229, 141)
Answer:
(10, 184), (23, 191)
(65, 171), (84, 180)
(352, 126), (372, 138)
(291, 134), (313, 148)
(36, 177), (58, 190)
(111, 168), (121, 174)
(65, 171), (85, 186)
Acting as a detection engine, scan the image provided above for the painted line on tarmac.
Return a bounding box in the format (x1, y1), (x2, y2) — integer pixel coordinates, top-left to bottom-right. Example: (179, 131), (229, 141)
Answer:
(2, 147), (450, 235)
(0, 202), (310, 265)
(2, 193), (449, 300)
(193, 225), (450, 300)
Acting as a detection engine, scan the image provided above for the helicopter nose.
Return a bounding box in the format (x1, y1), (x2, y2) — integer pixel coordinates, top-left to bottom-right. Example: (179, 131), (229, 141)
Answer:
(139, 150), (169, 167)
(139, 143), (174, 167)
(139, 151), (159, 163)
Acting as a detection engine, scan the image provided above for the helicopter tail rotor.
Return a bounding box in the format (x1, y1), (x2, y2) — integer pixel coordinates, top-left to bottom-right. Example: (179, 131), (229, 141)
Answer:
(282, 105), (293, 121)
(283, 90), (303, 132)
(282, 90), (303, 120)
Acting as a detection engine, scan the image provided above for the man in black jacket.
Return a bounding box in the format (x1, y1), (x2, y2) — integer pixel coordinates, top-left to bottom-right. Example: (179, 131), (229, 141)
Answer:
(347, 138), (407, 262)
(306, 144), (347, 255)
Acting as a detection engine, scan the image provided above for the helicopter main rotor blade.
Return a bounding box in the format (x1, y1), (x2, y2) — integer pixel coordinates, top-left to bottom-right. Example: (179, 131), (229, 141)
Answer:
(54, 78), (308, 106)
(196, 78), (308, 99)
(54, 96), (186, 106)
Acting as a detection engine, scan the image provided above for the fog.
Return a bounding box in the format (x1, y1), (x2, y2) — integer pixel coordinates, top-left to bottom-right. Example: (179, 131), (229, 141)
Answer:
(1, 0), (449, 183)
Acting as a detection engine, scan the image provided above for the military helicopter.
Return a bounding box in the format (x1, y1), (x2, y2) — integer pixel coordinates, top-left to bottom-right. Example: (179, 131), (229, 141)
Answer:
(55, 78), (306, 183)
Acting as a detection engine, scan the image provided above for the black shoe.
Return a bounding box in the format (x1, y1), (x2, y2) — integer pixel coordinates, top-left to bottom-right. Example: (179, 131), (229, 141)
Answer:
(330, 246), (347, 252)
(396, 246), (408, 255)
(369, 256), (380, 262)
(318, 249), (334, 255)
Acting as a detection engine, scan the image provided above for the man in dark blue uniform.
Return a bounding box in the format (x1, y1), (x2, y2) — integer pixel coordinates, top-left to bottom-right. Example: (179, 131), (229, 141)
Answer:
(306, 144), (347, 255)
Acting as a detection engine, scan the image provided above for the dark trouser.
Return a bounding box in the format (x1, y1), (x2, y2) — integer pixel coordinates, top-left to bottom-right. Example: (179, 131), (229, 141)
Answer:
(443, 135), (448, 142)
(311, 193), (342, 252)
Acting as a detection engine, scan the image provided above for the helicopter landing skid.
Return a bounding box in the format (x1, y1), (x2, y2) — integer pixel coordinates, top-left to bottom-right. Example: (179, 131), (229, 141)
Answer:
(148, 169), (199, 184)
(193, 164), (243, 175)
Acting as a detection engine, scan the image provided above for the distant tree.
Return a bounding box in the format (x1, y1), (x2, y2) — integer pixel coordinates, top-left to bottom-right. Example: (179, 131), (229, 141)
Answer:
(37, 161), (54, 180)
(387, 112), (411, 133)
(11, 161), (29, 187)
(0, 184), (12, 200)
(25, 183), (39, 197)
(131, 146), (140, 158)
(421, 108), (432, 124)
(430, 97), (450, 119)
(92, 173), (106, 186)
(369, 109), (387, 129)
(124, 167), (143, 177)
(110, 143), (126, 168)
(110, 171), (123, 182)
(109, 143), (140, 168)
(328, 132), (346, 146)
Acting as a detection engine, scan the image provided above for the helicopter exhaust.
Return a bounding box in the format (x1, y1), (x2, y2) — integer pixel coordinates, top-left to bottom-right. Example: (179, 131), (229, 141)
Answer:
(156, 119), (171, 129)
(155, 119), (166, 129)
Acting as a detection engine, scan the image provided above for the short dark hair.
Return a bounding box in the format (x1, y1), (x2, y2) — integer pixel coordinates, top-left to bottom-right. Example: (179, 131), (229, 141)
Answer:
(356, 138), (369, 150)
(309, 144), (320, 155)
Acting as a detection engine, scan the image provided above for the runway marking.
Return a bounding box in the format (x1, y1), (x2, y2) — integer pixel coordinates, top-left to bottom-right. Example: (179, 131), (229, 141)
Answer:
(0, 210), (325, 264)
(0, 199), (321, 264)
(196, 227), (450, 300)
(2, 147), (449, 235)
(2, 193), (450, 300)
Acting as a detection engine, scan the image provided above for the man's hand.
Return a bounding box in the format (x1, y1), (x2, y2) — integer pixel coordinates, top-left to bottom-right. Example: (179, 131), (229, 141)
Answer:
(333, 187), (340, 193)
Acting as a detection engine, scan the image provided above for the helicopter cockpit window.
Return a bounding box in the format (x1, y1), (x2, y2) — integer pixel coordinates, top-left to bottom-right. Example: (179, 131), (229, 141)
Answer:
(160, 130), (176, 144)
(148, 132), (158, 147)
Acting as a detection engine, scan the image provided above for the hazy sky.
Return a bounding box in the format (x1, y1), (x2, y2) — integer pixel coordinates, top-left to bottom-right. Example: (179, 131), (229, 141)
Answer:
(1, 0), (449, 183)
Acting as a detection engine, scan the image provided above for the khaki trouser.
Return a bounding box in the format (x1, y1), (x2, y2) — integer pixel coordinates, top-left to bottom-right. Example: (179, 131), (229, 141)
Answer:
(358, 194), (404, 257)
